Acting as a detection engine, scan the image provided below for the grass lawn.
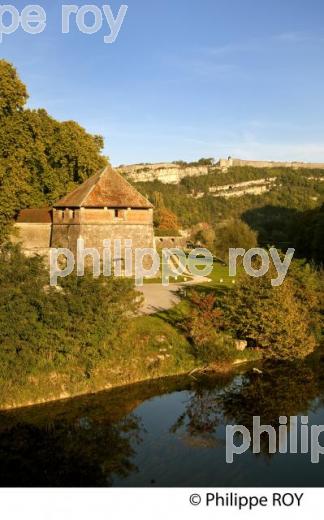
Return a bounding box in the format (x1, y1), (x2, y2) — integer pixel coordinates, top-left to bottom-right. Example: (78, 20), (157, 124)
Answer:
(142, 259), (235, 287)
(207, 261), (236, 287)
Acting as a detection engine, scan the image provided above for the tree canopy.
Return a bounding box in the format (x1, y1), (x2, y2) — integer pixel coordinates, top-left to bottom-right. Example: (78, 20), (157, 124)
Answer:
(0, 60), (107, 241)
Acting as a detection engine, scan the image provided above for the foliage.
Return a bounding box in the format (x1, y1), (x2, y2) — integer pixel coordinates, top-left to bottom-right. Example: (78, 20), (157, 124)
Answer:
(222, 261), (319, 360)
(0, 60), (107, 241)
(181, 290), (236, 363)
(0, 60), (28, 116)
(191, 222), (215, 250)
(153, 206), (179, 233)
(182, 291), (223, 345)
(0, 244), (140, 381)
(213, 219), (258, 262)
(134, 166), (324, 264)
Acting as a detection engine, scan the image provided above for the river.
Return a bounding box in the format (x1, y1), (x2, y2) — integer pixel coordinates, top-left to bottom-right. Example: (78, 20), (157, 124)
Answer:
(1, 357), (324, 486)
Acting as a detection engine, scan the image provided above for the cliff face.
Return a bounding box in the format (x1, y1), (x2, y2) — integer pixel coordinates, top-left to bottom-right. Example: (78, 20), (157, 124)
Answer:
(116, 163), (209, 184)
(117, 158), (324, 184)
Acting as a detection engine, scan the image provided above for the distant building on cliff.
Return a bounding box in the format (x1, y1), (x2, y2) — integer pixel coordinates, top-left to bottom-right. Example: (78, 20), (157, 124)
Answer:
(217, 157), (324, 171)
(14, 166), (155, 259)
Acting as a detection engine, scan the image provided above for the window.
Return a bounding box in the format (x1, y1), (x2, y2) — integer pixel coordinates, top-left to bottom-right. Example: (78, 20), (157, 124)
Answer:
(114, 209), (124, 219)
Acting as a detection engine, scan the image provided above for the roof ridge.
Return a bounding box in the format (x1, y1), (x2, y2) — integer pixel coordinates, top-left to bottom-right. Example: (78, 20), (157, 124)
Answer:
(53, 165), (153, 208)
(79, 166), (107, 206)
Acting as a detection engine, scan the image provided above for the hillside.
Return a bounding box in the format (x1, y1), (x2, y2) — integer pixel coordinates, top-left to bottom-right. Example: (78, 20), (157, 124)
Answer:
(131, 165), (324, 263)
(117, 158), (324, 184)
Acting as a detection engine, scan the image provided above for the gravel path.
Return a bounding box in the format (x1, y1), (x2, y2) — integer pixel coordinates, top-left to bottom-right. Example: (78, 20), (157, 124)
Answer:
(138, 276), (211, 315)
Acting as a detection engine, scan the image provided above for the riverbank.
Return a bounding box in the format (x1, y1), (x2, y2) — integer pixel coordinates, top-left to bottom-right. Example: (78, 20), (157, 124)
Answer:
(0, 311), (258, 411)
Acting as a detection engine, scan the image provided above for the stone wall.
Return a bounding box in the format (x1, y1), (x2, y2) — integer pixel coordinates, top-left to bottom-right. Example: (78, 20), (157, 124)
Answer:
(219, 158), (324, 171)
(13, 206), (155, 274)
(13, 223), (52, 257)
(51, 206), (155, 271)
(51, 223), (155, 271)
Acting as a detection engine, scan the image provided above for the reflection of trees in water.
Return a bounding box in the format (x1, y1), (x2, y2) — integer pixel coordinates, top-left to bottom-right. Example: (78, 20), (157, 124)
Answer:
(221, 363), (319, 426)
(170, 375), (234, 439)
(171, 388), (222, 436)
(170, 363), (321, 456)
(0, 414), (143, 486)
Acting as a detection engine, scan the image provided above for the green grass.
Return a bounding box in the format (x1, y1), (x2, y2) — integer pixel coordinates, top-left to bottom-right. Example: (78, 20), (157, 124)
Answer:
(143, 275), (190, 284)
(207, 261), (236, 287)
(143, 259), (235, 287)
(185, 258), (236, 288)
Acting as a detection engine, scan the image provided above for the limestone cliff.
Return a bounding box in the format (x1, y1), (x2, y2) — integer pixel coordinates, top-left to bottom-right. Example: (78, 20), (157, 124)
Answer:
(117, 158), (324, 184)
(116, 162), (210, 184)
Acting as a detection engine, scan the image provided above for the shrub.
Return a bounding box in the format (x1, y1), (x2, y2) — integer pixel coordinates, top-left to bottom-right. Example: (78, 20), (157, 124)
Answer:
(223, 260), (318, 360)
(0, 244), (140, 381)
(192, 331), (237, 364)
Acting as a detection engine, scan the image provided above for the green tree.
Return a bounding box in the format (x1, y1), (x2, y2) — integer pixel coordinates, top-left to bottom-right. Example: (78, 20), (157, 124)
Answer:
(0, 60), (28, 116)
(223, 263), (317, 360)
(214, 219), (258, 263)
(0, 244), (140, 381)
(191, 223), (215, 250)
(0, 60), (107, 241)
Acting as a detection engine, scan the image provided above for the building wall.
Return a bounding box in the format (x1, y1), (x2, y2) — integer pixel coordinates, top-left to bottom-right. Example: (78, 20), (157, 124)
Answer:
(51, 222), (154, 272)
(13, 223), (52, 257)
(51, 208), (155, 271)
(15, 208), (155, 272)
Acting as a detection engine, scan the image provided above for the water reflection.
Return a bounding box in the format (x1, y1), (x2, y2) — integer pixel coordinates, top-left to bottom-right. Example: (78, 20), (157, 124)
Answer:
(1, 357), (324, 486)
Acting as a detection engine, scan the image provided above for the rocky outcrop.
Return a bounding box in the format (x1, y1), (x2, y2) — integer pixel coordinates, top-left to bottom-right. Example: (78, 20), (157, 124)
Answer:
(117, 162), (209, 184)
(117, 159), (324, 185)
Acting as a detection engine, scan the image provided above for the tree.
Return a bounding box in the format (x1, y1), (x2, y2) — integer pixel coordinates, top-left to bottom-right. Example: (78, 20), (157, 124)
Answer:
(182, 290), (235, 363)
(0, 60), (28, 116)
(223, 262), (317, 360)
(154, 206), (179, 233)
(191, 222), (215, 250)
(0, 60), (107, 241)
(214, 219), (257, 263)
(152, 191), (165, 209)
(0, 244), (140, 380)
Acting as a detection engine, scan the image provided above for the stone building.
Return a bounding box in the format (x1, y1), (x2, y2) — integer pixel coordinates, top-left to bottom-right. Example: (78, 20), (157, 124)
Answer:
(14, 166), (155, 261)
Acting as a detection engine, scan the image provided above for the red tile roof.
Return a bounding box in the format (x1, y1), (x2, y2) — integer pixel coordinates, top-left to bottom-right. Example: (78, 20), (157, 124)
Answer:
(16, 208), (52, 223)
(54, 166), (153, 209)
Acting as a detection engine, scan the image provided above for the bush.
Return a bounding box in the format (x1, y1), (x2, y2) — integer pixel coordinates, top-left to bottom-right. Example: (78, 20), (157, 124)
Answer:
(0, 244), (140, 381)
(223, 260), (319, 360)
(181, 291), (236, 363)
(192, 331), (237, 364)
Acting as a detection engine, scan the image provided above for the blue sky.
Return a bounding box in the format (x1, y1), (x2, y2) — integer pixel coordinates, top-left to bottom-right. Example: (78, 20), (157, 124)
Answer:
(1, 0), (324, 165)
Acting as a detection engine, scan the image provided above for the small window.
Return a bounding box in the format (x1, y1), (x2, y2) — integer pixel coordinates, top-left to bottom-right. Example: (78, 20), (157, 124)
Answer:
(114, 209), (124, 219)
